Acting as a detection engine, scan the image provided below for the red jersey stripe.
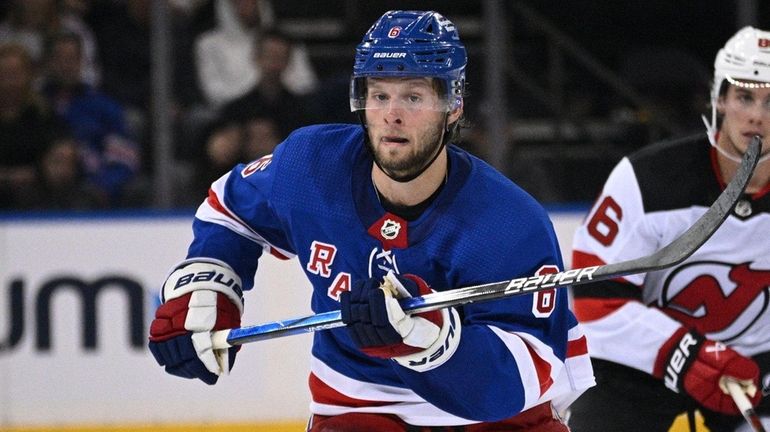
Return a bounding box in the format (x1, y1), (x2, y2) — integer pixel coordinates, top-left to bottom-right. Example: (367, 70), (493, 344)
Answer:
(309, 373), (397, 408)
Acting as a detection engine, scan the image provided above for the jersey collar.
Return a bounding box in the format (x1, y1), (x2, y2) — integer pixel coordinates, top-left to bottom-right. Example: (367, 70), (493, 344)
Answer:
(352, 143), (472, 249)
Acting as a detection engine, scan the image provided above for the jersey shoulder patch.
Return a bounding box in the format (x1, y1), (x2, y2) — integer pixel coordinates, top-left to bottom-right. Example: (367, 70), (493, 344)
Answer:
(241, 154), (273, 177)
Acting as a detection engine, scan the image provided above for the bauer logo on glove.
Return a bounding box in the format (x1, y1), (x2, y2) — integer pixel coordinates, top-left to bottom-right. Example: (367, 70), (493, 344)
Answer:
(655, 329), (761, 415)
(148, 259), (244, 385)
(171, 269), (243, 298)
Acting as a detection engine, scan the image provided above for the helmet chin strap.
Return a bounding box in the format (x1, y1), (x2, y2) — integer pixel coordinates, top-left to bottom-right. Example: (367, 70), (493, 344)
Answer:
(702, 112), (770, 165)
(358, 112), (455, 183)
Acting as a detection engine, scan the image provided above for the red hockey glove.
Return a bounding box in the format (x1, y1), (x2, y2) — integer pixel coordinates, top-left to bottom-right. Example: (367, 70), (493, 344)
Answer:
(148, 259), (243, 385)
(654, 329), (761, 414)
(340, 271), (461, 371)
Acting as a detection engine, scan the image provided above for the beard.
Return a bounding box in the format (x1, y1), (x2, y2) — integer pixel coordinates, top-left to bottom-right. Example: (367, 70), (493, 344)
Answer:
(367, 121), (445, 181)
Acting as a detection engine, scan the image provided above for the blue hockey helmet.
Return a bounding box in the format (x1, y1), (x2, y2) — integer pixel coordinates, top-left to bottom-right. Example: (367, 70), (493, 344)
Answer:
(350, 10), (467, 113)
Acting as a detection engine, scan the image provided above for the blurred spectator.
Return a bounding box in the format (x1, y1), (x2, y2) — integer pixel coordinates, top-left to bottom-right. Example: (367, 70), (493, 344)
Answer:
(0, 0), (58, 63)
(194, 0), (318, 107)
(215, 29), (315, 138)
(13, 136), (107, 210)
(57, 0), (101, 87)
(179, 28), (312, 200)
(87, 0), (213, 177)
(178, 111), (281, 207)
(242, 113), (280, 160)
(0, 42), (67, 209)
(86, 0), (151, 143)
(41, 32), (141, 206)
(168, 0), (212, 110)
(176, 0), (218, 37)
(0, 0), (101, 85)
(195, 122), (243, 193)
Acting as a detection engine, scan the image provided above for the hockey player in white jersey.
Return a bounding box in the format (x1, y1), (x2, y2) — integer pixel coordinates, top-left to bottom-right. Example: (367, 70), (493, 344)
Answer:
(569, 26), (770, 431)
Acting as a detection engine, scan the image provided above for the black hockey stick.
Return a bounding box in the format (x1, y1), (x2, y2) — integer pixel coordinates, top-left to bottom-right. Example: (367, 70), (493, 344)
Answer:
(212, 137), (761, 349)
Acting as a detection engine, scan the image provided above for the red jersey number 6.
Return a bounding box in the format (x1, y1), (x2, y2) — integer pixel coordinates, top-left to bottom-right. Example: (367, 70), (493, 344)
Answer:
(587, 195), (622, 247)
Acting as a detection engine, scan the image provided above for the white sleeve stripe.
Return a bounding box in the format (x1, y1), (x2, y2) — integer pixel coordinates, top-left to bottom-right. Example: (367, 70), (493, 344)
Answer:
(515, 331), (565, 388)
(488, 324), (596, 414)
(567, 323), (585, 341)
(558, 324), (597, 392)
(311, 355), (423, 402)
(195, 176), (295, 260)
(309, 356), (475, 426)
(543, 352), (597, 414)
(487, 326), (552, 410)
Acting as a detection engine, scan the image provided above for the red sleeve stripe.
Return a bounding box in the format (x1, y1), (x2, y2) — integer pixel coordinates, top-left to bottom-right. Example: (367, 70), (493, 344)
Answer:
(573, 297), (630, 322)
(571, 250), (606, 268)
(205, 188), (290, 261)
(207, 188), (234, 219)
(572, 250), (632, 283)
(566, 335), (589, 357)
(269, 248), (290, 260)
(309, 373), (396, 408)
(524, 344), (554, 397)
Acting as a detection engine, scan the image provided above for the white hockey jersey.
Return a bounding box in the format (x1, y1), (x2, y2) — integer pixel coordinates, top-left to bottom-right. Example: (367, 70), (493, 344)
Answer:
(571, 135), (770, 375)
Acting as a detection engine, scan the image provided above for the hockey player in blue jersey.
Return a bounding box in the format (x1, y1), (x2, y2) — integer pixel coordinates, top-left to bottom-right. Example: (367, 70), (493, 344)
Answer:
(148, 10), (594, 431)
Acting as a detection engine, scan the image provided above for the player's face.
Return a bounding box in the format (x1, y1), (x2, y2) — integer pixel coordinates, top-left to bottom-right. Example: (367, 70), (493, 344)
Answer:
(718, 84), (770, 158)
(364, 78), (459, 179)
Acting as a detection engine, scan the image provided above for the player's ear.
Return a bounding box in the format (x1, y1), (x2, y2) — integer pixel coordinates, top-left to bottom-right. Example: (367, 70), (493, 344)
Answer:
(716, 94), (727, 115)
(447, 100), (463, 124)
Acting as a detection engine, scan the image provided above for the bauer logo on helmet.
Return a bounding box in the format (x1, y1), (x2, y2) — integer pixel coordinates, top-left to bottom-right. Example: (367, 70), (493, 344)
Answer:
(373, 52), (406, 59)
(388, 26), (401, 38)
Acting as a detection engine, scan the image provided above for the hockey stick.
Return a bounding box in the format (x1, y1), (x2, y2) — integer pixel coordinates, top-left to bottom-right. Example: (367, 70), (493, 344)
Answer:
(724, 379), (766, 432)
(212, 137), (761, 349)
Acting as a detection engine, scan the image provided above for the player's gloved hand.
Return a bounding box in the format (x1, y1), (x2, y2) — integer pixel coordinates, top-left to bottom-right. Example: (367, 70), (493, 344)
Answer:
(654, 328), (761, 414)
(340, 271), (461, 372)
(148, 258), (244, 385)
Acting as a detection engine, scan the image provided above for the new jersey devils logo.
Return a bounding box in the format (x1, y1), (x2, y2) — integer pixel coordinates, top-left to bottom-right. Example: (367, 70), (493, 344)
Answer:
(660, 261), (770, 342)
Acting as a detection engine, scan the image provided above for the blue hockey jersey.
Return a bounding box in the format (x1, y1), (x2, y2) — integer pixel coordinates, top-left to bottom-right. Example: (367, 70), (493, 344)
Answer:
(188, 124), (594, 425)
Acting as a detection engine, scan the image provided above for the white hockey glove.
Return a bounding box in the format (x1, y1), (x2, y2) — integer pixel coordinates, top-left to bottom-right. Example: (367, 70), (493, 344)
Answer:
(148, 258), (244, 384)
